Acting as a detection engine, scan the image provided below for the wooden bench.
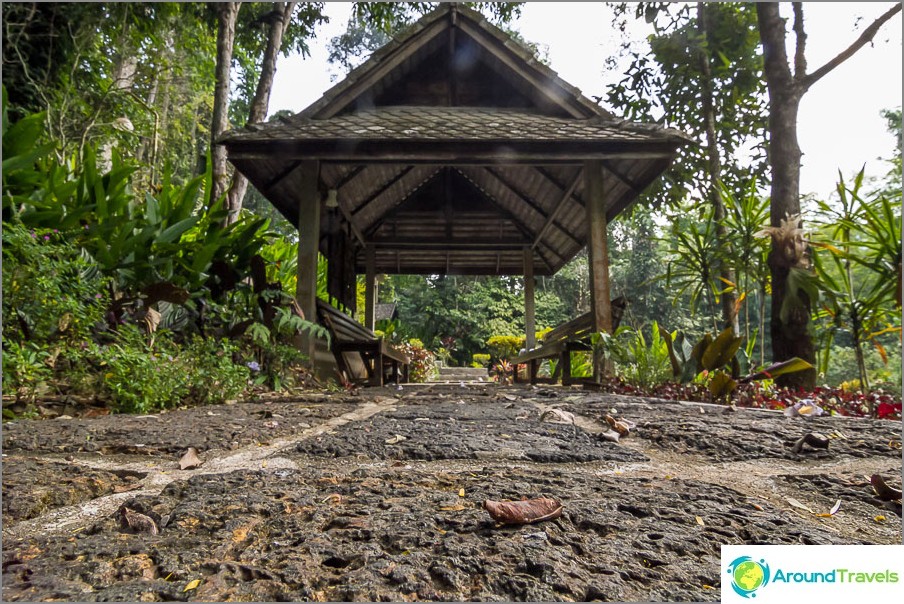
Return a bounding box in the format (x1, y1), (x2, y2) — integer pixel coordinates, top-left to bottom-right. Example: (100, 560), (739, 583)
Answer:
(316, 299), (410, 386)
(512, 297), (627, 386)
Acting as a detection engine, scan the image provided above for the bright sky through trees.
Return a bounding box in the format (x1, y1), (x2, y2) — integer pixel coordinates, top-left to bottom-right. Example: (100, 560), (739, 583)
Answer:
(268, 2), (903, 199)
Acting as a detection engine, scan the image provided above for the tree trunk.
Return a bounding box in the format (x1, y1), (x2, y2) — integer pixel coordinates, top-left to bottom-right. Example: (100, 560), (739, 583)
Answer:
(210, 2), (240, 209)
(698, 2), (740, 336)
(225, 2), (296, 224)
(756, 2), (901, 389)
(757, 3), (815, 389)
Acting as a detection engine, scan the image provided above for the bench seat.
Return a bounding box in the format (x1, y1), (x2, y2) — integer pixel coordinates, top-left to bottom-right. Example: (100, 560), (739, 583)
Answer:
(512, 297), (626, 385)
(316, 299), (410, 386)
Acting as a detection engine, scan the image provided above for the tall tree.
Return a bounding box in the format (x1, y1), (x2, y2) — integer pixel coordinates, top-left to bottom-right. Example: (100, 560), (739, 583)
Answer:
(210, 2), (241, 208)
(755, 2), (901, 388)
(225, 2), (297, 224)
(607, 3), (766, 335)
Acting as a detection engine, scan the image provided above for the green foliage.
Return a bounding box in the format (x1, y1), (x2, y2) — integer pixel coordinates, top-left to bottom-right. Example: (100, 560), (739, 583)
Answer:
(661, 208), (720, 327)
(486, 335), (524, 361)
(397, 339), (436, 383)
(93, 327), (248, 414)
(1, 98), (318, 411)
(607, 3), (767, 210)
(659, 325), (813, 401)
(2, 224), (110, 344)
(2, 3), (217, 186)
(472, 353), (491, 368)
(824, 344), (902, 396)
(596, 323), (672, 389)
(2, 341), (53, 402)
(811, 169), (902, 394)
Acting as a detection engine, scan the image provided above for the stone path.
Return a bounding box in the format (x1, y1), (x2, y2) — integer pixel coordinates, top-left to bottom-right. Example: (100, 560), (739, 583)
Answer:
(2, 385), (901, 602)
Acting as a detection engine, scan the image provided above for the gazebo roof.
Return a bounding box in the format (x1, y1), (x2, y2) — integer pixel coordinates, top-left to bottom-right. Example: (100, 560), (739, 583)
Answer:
(222, 3), (690, 277)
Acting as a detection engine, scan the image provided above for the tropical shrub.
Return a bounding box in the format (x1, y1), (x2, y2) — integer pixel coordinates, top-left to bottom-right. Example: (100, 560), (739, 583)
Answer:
(596, 322), (672, 389)
(486, 335), (523, 360)
(471, 353), (491, 368)
(397, 339), (436, 382)
(2, 224), (110, 345)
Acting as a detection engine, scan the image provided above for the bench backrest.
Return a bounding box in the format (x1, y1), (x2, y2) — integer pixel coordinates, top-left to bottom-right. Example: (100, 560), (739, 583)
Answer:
(316, 299), (376, 343)
(540, 296), (628, 345)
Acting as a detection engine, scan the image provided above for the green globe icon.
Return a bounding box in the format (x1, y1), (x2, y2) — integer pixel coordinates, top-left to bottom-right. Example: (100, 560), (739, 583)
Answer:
(734, 560), (765, 592)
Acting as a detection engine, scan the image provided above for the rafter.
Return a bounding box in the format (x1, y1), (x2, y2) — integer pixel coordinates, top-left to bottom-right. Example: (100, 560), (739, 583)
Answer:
(532, 169), (581, 250)
(480, 167), (583, 248)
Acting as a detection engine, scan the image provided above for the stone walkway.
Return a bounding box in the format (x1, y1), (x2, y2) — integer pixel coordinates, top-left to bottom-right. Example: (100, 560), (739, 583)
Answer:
(2, 384), (901, 601)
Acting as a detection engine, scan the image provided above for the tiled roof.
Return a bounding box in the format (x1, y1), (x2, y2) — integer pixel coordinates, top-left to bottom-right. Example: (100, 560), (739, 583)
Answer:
(226, 106), (689, 145)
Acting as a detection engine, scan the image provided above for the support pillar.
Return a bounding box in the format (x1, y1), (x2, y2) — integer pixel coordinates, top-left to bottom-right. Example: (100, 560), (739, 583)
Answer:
(295, 160), (321, 357)
(524, 247), (536, 350)
(365, 245), (376, 330)
(584, 160), (613, 379)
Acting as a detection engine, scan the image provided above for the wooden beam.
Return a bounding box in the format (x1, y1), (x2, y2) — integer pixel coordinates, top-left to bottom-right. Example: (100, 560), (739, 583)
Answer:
(334, 164), (368, 192)
(313, 18), (449, 119)
(459, 177), (560, 272)
(360, 166), (443, 236)
(482, 167), (583, 248)
(584, 160), (613, 335)
(601, 160), (643, 194)
(226, 140), (681, 163)
(295, 160), (321, 357)
(364, 246), (376, 330)
(532, 169), (581, 250)
(262, 159), (303, 192)
(350, 166), (415, 216)
(455, 18), (588, 118)
(370, 238), (530, 250)
(524, 248), (536, 349)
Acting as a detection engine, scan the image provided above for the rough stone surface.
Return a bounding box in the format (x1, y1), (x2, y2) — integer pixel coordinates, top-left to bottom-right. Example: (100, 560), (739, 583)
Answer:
(2, 385), (901, 602)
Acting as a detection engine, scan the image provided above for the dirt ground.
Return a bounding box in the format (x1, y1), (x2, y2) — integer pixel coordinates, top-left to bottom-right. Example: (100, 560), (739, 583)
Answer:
(2, 384), (902, 602)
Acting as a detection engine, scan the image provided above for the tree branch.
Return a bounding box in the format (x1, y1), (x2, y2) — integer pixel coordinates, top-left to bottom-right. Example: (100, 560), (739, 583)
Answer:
(792, 3), (807, 80)
(801, 3), (902, 91)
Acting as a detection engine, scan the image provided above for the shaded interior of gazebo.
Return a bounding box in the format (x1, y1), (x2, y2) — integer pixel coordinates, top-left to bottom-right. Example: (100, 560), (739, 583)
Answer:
(222, 3), (688, 372)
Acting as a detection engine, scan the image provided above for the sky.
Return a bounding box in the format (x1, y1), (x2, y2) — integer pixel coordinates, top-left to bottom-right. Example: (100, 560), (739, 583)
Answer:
(268, 2), (903, 200)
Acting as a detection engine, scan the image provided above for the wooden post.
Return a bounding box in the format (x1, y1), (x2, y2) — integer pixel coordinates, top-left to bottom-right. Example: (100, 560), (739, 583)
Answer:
(365, 245), (376, 330)
(524, 247), (536, 350)
(295, 160), (321, 356)
(584, 160), (613, 379)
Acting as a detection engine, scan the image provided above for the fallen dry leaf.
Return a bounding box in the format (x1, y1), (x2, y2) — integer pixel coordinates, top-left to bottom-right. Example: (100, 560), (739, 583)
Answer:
(179, 447), (203, 470)
(439, 504), (466, 512)
(785, 497), (814, 513)
(112, 483), (142, 494)
(540, 408), (575, 425)
(183, 579), (201, 592)
(458, 488), (465, 497)
(695, 516), (705, 526)
(120, 507), (158, 535)
(871, 474), (902, 502)
(385, 434), (407, 445)
(483, 497), (563, 525)
(605, 415), (633, 437)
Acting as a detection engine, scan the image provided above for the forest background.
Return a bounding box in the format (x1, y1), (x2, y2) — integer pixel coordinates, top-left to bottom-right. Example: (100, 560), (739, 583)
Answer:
(2, 2), (901, 418)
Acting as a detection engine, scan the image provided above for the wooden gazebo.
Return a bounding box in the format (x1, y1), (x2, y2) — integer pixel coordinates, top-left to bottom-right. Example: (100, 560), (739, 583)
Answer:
(222, 4), (689, 375)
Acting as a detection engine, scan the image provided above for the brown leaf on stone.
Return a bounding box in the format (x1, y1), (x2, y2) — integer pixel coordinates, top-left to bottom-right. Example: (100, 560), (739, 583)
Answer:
(871, 474), (903, 502)
(483, 497), (563, 525)
(120, 507), (158, 535)
(604, 414), (632, 437)
(112, 483), (142, 494)
(179, 447), (203, 470)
